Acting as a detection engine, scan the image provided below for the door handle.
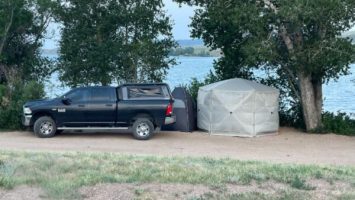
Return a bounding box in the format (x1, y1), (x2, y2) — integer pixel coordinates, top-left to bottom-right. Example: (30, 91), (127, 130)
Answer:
(78, 104), (85, 107)
(105, 104), (113, 107)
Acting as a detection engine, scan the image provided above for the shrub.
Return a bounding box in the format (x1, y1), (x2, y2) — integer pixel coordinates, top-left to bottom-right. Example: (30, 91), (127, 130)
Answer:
(186, 78), (207, 101)
(186, 72), (220, 101)
(321, 112), (355, 136)
(279, 102), (305, 130)
(0, 81), (45, 130)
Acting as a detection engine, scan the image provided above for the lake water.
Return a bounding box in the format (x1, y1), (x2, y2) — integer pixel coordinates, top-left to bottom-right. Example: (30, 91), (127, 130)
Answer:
(45, 56), (355, 115)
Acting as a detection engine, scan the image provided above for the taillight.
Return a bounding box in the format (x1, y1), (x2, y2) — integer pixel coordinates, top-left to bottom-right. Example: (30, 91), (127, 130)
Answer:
(166, 102), (173, 116)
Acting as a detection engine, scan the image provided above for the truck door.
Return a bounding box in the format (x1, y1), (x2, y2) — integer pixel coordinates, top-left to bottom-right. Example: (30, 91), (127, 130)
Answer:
(58, 88), (90, 127)
(86, 87), (117, 126)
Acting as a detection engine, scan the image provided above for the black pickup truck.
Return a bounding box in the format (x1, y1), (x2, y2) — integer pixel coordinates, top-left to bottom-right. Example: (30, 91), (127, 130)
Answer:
(22, 83), (175, 140)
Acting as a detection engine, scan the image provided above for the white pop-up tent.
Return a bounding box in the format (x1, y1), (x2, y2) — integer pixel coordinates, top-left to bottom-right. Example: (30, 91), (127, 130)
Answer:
(197, 78), (279, 137)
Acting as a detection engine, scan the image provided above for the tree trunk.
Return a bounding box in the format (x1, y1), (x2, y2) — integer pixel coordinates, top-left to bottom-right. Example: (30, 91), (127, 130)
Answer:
(298, 72), (323, 131)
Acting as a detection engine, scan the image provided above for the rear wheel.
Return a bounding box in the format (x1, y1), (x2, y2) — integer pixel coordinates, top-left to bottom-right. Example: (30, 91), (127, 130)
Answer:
(132, 118), (154, 140)
(33, 116), (57, 138)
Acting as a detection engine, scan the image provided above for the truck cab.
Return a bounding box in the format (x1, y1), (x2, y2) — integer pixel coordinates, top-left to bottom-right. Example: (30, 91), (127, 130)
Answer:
(22, 83), (175, 140)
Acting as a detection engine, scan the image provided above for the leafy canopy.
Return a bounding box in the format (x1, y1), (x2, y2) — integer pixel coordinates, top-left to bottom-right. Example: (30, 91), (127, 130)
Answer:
(0, 0), (54, 84)
(56, 0), (177, 87)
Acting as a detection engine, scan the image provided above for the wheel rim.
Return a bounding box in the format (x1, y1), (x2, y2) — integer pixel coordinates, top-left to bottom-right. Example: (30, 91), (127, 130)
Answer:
(136, 122), (150, 137)
(40, 121), (53, 135)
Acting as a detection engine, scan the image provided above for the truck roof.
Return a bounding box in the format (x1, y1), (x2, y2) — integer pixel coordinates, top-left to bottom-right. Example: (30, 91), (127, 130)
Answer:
(75, 83), (169, 90)
(119, 83), (169, 87)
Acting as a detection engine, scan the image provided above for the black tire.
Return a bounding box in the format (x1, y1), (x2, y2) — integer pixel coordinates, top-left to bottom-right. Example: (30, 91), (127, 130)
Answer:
(132, 118), (154, 140)
(33, 116), (57, 138)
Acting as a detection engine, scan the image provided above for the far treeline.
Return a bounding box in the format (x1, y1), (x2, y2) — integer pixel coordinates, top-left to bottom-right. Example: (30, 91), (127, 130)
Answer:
(169, 46), (220, 57)
(1, 0), (355, 134)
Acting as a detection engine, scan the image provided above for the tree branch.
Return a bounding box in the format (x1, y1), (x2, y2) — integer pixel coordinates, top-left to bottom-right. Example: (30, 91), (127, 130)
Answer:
(263, 0), (296, 57)
(0, 6), (14, 56)
(283, 66), (301, 100)
(34, 14), (51, 45)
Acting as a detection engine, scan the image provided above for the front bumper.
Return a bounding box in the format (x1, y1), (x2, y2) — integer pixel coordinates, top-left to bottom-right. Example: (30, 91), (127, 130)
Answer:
(22, 115), (32, 126)
(164, 115), (176, 125)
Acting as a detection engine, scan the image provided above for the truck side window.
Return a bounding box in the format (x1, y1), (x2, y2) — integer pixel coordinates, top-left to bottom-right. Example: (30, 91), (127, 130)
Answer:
(128, 87), (164, 99)
(67, 89), (90, 102)
(91, 88), (115, 101)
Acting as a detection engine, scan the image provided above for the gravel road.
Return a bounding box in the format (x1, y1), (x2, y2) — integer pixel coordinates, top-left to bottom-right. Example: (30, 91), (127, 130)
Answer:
(0, 128), (354, 166)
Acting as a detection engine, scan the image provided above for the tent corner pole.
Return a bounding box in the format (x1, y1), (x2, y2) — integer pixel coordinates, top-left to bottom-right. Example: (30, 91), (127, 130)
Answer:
(209, 91), (212, 135)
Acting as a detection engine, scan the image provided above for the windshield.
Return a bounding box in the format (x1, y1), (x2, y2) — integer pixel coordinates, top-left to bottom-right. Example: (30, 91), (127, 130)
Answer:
(58, 89), (73, 99)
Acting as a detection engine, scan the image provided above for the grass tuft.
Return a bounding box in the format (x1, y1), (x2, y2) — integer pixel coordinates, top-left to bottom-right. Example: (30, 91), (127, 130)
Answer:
(289, 176), (315, 190)
(0, 160), (16, 189)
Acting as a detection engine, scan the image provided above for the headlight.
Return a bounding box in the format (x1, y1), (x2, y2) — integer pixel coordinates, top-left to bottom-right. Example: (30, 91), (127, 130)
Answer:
(23, 107), (32, 114)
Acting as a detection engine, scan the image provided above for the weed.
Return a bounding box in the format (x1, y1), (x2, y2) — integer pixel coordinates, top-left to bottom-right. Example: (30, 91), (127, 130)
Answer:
(134, 188), (145, 196)
(289, 176), (315, 190)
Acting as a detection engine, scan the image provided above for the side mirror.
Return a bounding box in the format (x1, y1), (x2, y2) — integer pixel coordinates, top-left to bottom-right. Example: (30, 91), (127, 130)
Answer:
(62, 97), (71, 105)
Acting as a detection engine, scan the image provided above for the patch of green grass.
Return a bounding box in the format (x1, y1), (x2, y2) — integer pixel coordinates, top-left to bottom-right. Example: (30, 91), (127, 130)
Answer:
(0, 150), (354, 199)
(0, 159), (16, 189)
(289, 176), (315, 190)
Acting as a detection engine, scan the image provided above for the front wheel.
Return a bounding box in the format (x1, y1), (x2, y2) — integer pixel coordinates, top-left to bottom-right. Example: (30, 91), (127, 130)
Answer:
(132, 118), (154, 140)
(33, 116), (57, 138)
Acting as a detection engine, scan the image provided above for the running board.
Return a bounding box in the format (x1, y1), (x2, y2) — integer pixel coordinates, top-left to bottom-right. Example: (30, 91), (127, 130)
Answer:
(57, 127), (129, 130)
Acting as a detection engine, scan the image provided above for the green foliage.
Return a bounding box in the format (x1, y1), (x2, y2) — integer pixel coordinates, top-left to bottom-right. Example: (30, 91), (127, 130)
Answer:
(186, 78), (206, 101)
(186, 72), (219, 101)
(0, 0), (54, 84)
(55, 0), (177, 87)
(0, 81), (45, 130)
(0, 0), (52, 130)
(289, 176), (315, 190)
(320, 112), (355, 136)
(279, 103), (305, 129)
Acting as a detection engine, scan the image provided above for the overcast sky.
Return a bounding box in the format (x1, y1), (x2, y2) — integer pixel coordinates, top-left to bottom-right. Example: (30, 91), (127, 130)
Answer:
(43, 0), (196, 49)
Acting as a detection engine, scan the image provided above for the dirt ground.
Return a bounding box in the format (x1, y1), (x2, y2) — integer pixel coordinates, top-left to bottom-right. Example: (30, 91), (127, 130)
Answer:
(0, 127), (355, 166)
(78, 180), (353, 200)
(1, 180), (353, 200)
